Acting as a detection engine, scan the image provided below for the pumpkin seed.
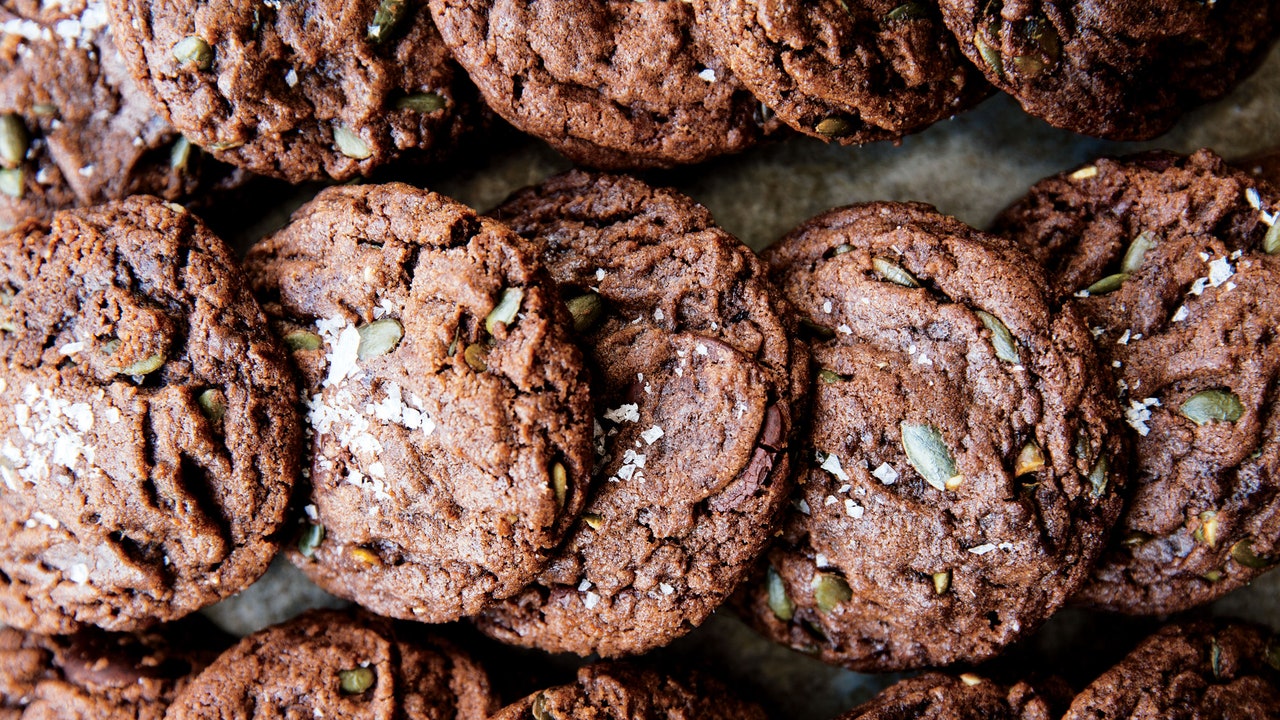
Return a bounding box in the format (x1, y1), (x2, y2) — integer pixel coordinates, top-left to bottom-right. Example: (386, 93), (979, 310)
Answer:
(172, 36), (214, 70)
(0, 114), (28, 168)
(0, 168), (22, 198)
(114, 353), (164, 376)
(298, 523), (324, 557)
(551, 462), (568, 510)
(464, 343), (489, 372)
(872, 258), (919, 288)
(1013, 441), (1045, 476)
(811, 572), (852, 613)
(932, 570), (951, 595)
(1180, 389), (1244, 426)
(334, 124), (372, 159)
(338, 667), (375, 694)
(395, 92), (446, 112)
(815, 117), (852, 137)
(367, 0), (407, 43)
(170, 136), (192, 175)
(900, 422), (960, 492)
(1121, 231), (1155, 273)
(197, 388), (225, 423)
(766, 566), (795, 621)
(1265, 222), (1280, 255)
(976, 310), (1019, 363)
(485, 287), (524, 335)
(356, 318), (403, 360)
(885, 2), (926, 20)
(1230, 538), (1272, 569)
(1088, 455), (1109, 496)
(566, 293), (602, 332)
(284, 329), (323, 351)
(1083, 273), (1128, 296)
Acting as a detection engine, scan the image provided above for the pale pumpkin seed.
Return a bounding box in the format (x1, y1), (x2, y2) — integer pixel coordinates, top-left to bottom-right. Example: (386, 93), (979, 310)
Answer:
(932, 570), (951, 595)
(1083, 273), (1128, 296)
(298, 523), (325, 557)
(1230, 538), (1272, 569)
(0, 168), (22, 199)
(172, 36), (214, 70)
(114, 353), (164, 376)
(815, 117), (852, 137)
(872, 257), (919, 287)
(170, 136), (192, 174)
(1122, 231), (1155, 273)
(551, 462), (568, 509)
(367, 0), (407, 43)
(1180, 389), (1244, 425)
(338, 667), (375, 694)
(0, 114), (27, 168)
(566, 293), (603, 332)
(1013, 441), (1045, 476)
(284, 329), (323, 351)
(766, 566), (795, 621)
(1088, 455), (1109, 496)
(485, 287), (524, 334)
(1265, 222), (1280, 255)
(976, 310), (1019, 363)
(900, 422), (959, 492)
(811, 573), (852, 613)
(356, 318), (403, 360)
(830, 243), (855, 257)
(334, 124), (372, 159)
(396, 92), (446, 112)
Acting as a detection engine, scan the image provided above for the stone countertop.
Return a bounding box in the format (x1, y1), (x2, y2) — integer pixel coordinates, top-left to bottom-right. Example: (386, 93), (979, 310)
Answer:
(206, 42), (1280, 720)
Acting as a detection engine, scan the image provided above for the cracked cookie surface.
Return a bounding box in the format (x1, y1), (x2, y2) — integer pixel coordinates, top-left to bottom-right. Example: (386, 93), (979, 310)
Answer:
(429, 0), (770, 169)
(474, 171), (806, 657)
(692, 0), (988, 145)
(105, 0), (468, 182)
(166, 609), (497, 720)
(937, 0), (1279, 139)
(749, 201), (1124, 671)
(0, 0), (246, 229)
(994, 150), (1280, 614)
(838, 673), (1053, 720)
(0, 195), (299, 634)
(246, 182), (593, 624)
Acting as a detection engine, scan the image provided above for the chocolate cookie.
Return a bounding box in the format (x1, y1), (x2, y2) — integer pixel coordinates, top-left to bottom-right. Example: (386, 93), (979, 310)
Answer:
(429, 0), (769, 169)
(166, 609), (497, 719)
(1062, 620), (1280, 719)
(751, 202), (1124, 671)
(937, 0), (1279, 140)
(246, 182), (593, 624)
(0, 617), (227, 719)
(475, 171), (805, 657)
(0, 196), (299, 634)
(992, 150), (1280, 614)
(692, 0), (988, 145)
(0, 0), (247, 230)
(106, 0), (469, 182)
(838, 673), (1053, 720)
(489, 663), (768, 720)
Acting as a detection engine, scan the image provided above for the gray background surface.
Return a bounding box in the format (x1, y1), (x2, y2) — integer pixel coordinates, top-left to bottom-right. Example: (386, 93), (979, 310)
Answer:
(207, 42), (1280, 719)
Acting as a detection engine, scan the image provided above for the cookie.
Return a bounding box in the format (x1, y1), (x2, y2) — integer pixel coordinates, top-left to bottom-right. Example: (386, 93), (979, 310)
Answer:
(692, 0), (989, 145)
(106, 0), (469, 182)
(992, 150), (1280, 614)
(0, 0), (247, 230)
(245, 182), (593, 624)
(475, 171), (805, 657)
(937, 0), (1279, 140)
(0, 616), (227, 719)
(429, 0), (770, 169)
(750, 202), (1124, 671)
(0, 196), (300, 634)
(1239, 148), (1280, 191)
(489, 663), (768, 720)
(1063, 620), (1280, 719)
(166, 609), (497, 719)
(837, 673), (1053, 720)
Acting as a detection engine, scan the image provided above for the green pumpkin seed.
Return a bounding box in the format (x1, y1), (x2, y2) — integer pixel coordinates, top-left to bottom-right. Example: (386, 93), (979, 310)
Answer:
(395, 92), (446, 112)
(0, 114), (28, 168)
(1010, 55), (1045, 77)
(0, 168), (22, 199)
(464, 343), (489, 372)
(208, 140), (243, 151)
(170, 136), (193, 174)
(284, 329), (323, 351)
(485, 287), (524, 335)
(872, 258), (919, 288)
(932, 570), (951, 595)
(1083, 273), (1128, 296)
(298, 523), (325, 557)
(566, 293), (603, 332)
(367, 0), (407, 43)
(583, 513), (604, 530)
(532, 693), (554, 720)
(356, 318), (403, 360)
(817, 369), (847, 384)
(114, 353), (165, 376)
(976, 310), (1019, 363)
(1088, 455), (1109, 496)
(1265, 222), (1280, 255)
(1013, 441), (1045, 476)
(334, 124), (372, 159)
(1180, 389), (1244, 426)
(811, 572), (852, 613)
(197, 388), (225, 423)
(815, 117), (852, 137)
(972, 30), (1003, 78)
(172, 36), (214, 70)
(885, 2), (926, 20)
(338, 667), (375, 694)
(1122, 231), (1155, 273)
(1026, 16), (1060, 60)
(1230, 538), (1272, 569)
(551, 462), (568, 509)
(1202, 569), (1224, 583)
(900, 422), (960, 492)
(766, 566), (795, 621)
